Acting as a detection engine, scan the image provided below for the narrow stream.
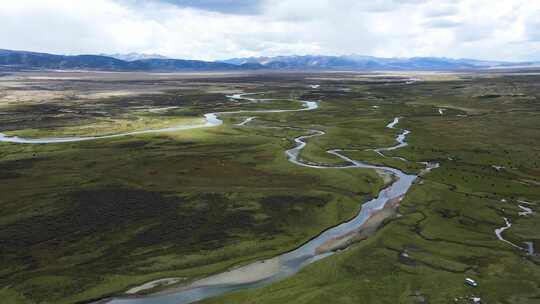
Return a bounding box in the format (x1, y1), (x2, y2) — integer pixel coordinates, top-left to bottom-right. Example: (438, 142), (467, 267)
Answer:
(374, 117), (411, 153)
(494, 217), (523, 250)
(0, 93), (316, 144)
(518, 205), (533, 216)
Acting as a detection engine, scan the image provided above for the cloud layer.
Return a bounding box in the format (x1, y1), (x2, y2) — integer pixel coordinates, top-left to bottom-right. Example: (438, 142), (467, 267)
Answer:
(1, 0), (539, 61)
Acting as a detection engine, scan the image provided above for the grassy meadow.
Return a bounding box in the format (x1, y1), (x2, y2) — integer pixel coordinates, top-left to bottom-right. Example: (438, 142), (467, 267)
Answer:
(0, 72), (539, 303)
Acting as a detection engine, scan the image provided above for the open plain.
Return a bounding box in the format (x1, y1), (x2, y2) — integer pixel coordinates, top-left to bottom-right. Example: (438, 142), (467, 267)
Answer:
(1, 70), (539, 304)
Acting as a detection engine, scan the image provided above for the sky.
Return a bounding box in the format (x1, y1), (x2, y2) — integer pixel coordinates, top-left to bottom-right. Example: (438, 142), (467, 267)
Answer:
(1, 0), (539, 61)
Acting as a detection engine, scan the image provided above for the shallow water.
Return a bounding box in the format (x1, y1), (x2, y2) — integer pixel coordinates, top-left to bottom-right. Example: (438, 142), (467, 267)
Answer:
(236, 117), (256, 126)
(518, 205), (533, 216)
(0, 93), (316, 144)
(523, 242), (535, 256)
(494, 217), (523, 249)
(374, 117), (410, 154)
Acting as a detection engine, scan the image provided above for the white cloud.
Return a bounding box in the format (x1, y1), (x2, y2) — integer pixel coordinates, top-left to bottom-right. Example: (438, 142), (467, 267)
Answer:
(0, 0), (539, 61)
(423, 19), (461, 28)
(424, 3), (458, 18)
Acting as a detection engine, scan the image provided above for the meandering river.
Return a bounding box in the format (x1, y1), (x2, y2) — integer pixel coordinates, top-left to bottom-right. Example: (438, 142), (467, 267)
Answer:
(0, 93), (316, 144)
(96, 93), (424, 304)
(0, 92), (431, 304)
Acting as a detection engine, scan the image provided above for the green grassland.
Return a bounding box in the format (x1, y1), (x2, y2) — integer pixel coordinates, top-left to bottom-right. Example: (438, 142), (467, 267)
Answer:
(1, 72), (539, 303)
(0, 76), (386, 303)
(200, 74), (540, 304)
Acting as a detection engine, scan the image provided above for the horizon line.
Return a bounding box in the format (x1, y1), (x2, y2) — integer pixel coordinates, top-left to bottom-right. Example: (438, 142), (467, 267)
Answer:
(1, 48), (535, 64)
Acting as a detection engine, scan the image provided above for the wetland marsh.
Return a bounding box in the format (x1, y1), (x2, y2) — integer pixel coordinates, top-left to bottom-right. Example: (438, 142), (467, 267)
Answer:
(1, 71), (539, 304)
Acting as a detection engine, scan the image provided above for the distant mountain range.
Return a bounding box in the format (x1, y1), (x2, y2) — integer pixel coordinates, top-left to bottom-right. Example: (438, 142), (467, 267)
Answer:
(220, 55), (538, 70)
(0, 49), (250, 71)
(1, 49), (538, 72)
(102, 52), (170, 61)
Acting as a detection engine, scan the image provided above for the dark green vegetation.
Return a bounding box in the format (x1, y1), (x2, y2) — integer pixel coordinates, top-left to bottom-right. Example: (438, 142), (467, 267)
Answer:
(203, 74), (540, 304)
(1, 71), (539, 303)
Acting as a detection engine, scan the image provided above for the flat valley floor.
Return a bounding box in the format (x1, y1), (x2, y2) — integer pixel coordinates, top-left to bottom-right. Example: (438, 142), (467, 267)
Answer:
(0, 70), (539, 303)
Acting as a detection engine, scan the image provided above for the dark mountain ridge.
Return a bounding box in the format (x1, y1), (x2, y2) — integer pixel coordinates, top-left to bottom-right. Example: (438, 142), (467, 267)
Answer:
(1, 49), (537, 72)
(0, 49), (256, 71)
